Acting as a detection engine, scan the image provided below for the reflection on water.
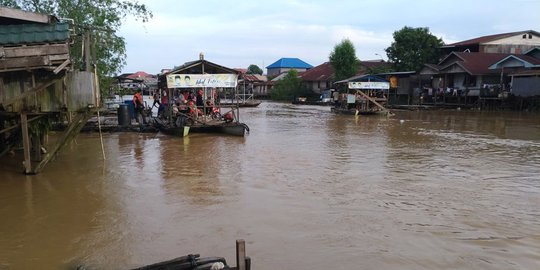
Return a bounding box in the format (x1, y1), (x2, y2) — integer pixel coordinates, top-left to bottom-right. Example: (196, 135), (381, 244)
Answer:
(1, 102), (539, 269)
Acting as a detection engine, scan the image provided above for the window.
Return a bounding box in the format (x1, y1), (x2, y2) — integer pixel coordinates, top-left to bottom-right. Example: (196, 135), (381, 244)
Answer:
(523, 34), (527, 39)
(529, 34), (533, 39)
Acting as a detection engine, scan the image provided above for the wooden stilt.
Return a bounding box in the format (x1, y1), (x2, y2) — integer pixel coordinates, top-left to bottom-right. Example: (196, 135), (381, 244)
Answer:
(32, 133), (41, 161)
(236, 239), (246, 270)
(32, 110), (91, 174)
(20, 112), (32, 174)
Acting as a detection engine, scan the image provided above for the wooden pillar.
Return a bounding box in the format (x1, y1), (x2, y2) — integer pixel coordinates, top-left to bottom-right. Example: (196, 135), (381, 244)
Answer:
(236, 239), (246, 270)
(84, 31), (92, 71)
(20, 113), (32, 174)
(32, 134), (42, 162)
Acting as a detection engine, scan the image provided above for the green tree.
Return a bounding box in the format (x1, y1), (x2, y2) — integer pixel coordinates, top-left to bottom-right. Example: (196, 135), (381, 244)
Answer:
(329, 38), (359, 82)
(247, 64), (263, 75)
(385, 26), (444, 72)
(0, 0), (152, 95)
(271, 70), (308, 101)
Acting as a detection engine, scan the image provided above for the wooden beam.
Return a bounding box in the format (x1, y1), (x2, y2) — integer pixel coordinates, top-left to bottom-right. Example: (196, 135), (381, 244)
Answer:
(53, 59), (70, 74)
(20, 112), (32, 174)
(0, 115), (42, 135)
(236, 239), (246, 270)
(32, 110), (92, 174)
(2, 77), (62, 107)
(0, 55), (50, 70)
(0, 7), (53, 24)
(1, 43), (69, 58)
(356, 90), (389, 112)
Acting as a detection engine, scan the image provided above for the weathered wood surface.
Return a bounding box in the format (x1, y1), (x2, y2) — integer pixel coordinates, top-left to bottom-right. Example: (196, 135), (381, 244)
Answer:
(0, 43), (69, 58)
(0, 7), (53, 24)
(20, 112), (32, 174)
(1, 76), (62, 107)
(236, 239), (246, 270)
(0, 55), (50, 70)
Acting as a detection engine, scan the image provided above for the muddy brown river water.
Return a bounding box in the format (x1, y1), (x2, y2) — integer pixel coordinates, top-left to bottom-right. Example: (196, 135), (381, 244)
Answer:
(1, 102), (539, 269)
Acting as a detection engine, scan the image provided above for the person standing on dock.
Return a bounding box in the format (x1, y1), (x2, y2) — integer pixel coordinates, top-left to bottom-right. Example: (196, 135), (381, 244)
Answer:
(133, 89), (146, 124)
(152, 90), (161, 109)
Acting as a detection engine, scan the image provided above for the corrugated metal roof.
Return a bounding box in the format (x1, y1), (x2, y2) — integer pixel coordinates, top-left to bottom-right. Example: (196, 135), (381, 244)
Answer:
(266, 58), (313, 69)
(0, 22), (69, 45)
(443, 30), (540, 47)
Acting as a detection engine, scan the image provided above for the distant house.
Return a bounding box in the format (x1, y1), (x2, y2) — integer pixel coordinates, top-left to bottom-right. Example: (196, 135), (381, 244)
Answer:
(114, 71), (158, 95)
(489, 47), (540, 97)
(266, 57), (313, 77)
(235, 69), (268, 97)
(300, 60), (389, 94)
(419, 50), (540, 104)
(442, 30), (540, 54)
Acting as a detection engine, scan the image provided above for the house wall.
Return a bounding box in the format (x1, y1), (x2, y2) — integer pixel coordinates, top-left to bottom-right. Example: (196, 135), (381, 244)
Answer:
(481, 34), (540, 54)
(0, 70), (64, 112)
(267, 67), (308, 77)
(512, 76), (540, 97)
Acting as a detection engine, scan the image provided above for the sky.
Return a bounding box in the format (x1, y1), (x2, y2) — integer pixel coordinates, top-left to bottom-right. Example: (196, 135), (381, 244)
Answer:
(118, 0), (540, 75)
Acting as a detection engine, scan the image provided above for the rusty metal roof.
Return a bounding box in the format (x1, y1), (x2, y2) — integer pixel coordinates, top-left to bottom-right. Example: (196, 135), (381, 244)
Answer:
(0, 22), (69, 45)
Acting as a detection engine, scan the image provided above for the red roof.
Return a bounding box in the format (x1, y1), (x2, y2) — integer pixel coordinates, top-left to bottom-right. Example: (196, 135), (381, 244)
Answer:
(126, 71), (154, 79)
(441, 52), (509, 75)
(445, 30), (540, 47)
(300, 60), (389, 81)
(300, 62), (334, 81)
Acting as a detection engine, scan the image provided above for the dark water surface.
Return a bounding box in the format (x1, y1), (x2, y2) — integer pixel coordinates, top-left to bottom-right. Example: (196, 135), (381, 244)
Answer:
(1, 102), (539, 269)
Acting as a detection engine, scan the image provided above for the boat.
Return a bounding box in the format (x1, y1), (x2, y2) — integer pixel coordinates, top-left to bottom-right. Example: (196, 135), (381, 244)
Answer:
(220, 100), (261, 108)
(154, 56), (251, 137)
(332, 74), (392, 116)
(129, 239), (251, 270)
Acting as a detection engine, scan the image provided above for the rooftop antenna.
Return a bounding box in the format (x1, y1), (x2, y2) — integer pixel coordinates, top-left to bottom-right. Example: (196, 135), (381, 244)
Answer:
(199, 52), (204, 60)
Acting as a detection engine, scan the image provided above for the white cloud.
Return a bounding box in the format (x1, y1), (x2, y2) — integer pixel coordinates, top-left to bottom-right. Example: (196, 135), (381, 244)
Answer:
(118, 0), (540, 74)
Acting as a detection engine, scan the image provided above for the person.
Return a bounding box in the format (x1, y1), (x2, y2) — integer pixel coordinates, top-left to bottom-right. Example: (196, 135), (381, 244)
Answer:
(133, 89), (146, 124)
(152, 90), (161, 108)
(174, 75), (181, 87)
(158, 89), (168, 117)
(196, 89), (204, 108)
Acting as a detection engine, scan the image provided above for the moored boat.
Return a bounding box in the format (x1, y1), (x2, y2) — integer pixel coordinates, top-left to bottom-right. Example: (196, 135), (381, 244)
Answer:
(154, 56), (251, 137)
(332, 74), (392, 116)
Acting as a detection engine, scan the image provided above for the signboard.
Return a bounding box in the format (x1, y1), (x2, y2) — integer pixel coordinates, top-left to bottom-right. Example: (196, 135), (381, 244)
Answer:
(348, 81), (390, 90)
(166, 74), (238, 88)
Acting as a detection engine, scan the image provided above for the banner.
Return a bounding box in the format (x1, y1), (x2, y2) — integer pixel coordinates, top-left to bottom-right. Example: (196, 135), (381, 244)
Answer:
(348, 81), (390, 90)
(166, 74), (238, 88)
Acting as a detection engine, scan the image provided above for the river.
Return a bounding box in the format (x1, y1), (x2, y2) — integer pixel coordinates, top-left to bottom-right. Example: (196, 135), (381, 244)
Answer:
(1, 102), (539, 269)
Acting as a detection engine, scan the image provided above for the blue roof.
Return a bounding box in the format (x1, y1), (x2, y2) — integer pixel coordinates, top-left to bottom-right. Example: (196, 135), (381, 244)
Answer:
(266, 58), (313, 69)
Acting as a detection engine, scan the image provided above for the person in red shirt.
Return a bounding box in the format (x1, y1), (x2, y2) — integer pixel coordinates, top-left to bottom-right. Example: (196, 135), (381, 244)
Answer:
(132, 89), (146, 124)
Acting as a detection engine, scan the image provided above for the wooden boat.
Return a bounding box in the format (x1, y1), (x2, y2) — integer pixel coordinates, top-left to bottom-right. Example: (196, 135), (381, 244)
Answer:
(153, 114), (249, 137)
(332, 75), (392, 116)
(219, 100), (261, 108)
(330, 107), (390, 116)
(155, 57), (252, 137)
(130, 239), (250, 270)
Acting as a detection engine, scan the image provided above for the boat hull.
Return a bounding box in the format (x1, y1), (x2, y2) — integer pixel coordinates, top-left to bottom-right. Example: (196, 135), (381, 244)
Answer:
(331, 107), (389, 116)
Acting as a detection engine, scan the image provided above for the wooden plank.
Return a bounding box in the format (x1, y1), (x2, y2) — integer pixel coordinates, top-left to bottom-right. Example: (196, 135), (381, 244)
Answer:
(356, 90), (389, 112)
(53, 59), (70, 74)
(49, 54), (70, 62)
(20, 112), (32, 174)
(3, 43), (69, 58)
(0, 7), (52, 23)
(236, 239), (246, 270)
(0, 115), (42, 135)
(0, 56), (50, 70)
